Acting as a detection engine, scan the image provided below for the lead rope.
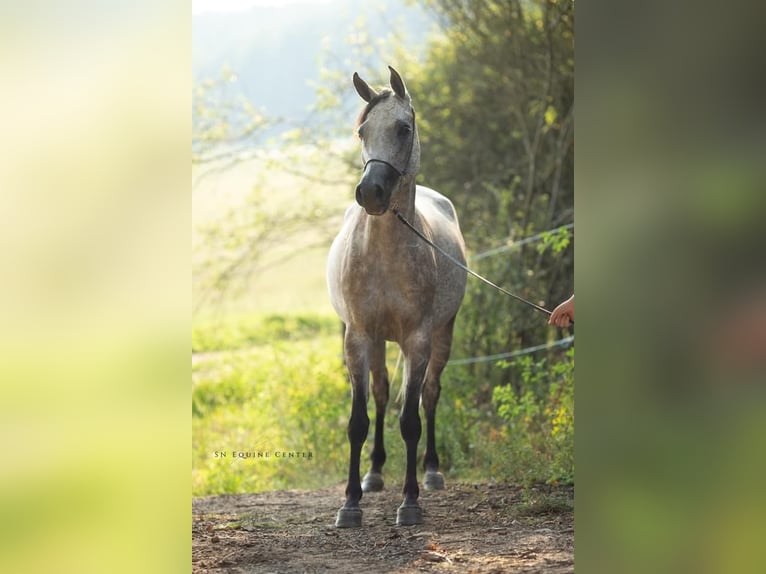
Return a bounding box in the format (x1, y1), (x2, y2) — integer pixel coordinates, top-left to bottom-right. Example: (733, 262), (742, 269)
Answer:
(392, 208), (572, 324)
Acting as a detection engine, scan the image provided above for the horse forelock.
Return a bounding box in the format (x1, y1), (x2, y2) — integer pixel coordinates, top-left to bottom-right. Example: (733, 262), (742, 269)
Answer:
(355, 90), (393, 132)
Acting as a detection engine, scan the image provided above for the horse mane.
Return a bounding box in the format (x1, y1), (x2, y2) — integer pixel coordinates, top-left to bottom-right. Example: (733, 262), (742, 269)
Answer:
(355, 89), (393, 132)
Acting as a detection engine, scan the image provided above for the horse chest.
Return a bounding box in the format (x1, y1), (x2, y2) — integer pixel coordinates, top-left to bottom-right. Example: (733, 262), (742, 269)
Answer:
(350, 239), (434, 286)
(342, 246), (436, 333)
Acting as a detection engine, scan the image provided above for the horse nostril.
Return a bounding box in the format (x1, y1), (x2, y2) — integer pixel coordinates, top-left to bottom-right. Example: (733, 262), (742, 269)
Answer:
(355, 182), (386, 211)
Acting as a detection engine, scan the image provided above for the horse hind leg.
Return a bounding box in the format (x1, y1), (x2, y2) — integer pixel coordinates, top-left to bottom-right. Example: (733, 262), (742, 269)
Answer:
(421, 315), (457, 491)
(362, 339), (388, 493)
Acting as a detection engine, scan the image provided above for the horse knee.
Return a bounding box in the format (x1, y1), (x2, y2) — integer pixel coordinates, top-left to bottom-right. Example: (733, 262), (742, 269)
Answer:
(348, 410), (370, 444)
(399, 410), (421, 442)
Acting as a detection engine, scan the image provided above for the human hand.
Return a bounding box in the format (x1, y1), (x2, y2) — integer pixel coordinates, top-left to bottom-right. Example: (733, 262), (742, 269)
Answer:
(549, 295), (574, 327)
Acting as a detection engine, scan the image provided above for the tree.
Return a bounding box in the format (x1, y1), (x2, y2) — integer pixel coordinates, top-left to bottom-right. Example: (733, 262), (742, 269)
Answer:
(409, 0), (574, 392)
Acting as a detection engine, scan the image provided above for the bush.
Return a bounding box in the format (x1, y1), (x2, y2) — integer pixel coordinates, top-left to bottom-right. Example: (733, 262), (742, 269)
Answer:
(491, 348), (574, 485)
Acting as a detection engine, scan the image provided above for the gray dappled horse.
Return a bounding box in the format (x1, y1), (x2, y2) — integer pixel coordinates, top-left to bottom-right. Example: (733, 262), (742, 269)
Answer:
(326, 67), (467, 527)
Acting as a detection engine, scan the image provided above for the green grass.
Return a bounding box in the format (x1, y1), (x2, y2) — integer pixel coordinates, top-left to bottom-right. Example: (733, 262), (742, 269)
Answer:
(192, 312), (574, 496)
(192, 312), (340, 353)
(192, 312), (415, 496)
(192, 316), (348, 496)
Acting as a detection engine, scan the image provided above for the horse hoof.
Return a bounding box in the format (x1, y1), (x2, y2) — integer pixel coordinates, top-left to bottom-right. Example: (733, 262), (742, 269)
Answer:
(396, 503), (424, 526)
(423, 471), (445, 490)
(335, 506), (363, 528)
(362, 472), (384, 492)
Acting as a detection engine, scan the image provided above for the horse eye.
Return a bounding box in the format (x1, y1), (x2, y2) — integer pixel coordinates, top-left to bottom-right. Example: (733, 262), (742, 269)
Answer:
(357, 121), (367, 139)
(397, 123), (412, 138)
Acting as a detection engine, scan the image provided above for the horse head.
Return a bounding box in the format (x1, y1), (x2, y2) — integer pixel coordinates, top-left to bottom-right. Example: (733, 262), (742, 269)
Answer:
(352, 66), (420, 215)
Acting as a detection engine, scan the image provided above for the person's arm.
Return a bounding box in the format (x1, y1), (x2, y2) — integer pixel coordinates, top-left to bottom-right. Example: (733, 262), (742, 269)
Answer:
(549, 294), (574, 327)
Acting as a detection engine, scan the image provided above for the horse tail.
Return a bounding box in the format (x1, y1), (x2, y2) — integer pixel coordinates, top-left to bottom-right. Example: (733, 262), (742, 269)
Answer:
(394, 349), (406, 404)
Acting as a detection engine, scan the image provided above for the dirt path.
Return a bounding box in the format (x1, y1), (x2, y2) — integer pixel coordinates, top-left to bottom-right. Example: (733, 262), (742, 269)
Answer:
(192, 482), (573, 573)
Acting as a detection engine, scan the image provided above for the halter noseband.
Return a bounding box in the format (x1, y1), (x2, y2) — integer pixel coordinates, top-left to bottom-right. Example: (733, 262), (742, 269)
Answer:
(363, 158), (407, 177)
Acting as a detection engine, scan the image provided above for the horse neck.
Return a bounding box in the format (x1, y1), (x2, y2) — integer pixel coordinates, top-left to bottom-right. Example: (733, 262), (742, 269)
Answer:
(390, 175), (418, 219)
(361, 176), (417, 248)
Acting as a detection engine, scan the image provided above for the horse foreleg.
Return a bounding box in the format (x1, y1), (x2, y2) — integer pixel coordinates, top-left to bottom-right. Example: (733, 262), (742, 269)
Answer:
(336, 332), (370, 528)
(397, 336), (430, 526)
(362, 339), (388, 492)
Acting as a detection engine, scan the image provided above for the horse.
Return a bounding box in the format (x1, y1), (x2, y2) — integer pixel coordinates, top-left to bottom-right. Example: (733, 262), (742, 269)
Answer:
(326, 66), (467, 527)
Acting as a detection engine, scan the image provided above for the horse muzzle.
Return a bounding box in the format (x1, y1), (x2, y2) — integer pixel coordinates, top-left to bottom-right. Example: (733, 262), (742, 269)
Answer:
(355, 162), (399, 215)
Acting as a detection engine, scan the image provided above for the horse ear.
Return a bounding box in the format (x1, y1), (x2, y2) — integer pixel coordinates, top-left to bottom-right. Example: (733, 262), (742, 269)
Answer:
(388, 66), (407, 99)
(353, 72), (377, 103)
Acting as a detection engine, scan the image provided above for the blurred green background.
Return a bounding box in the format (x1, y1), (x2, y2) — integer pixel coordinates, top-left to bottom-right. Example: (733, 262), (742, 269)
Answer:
(0, 2), (189, 573)
(577, 0), (766, 572)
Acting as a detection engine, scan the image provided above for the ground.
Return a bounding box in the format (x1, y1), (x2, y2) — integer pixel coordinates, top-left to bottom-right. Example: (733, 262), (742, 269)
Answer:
(192, 482), (574, 573)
